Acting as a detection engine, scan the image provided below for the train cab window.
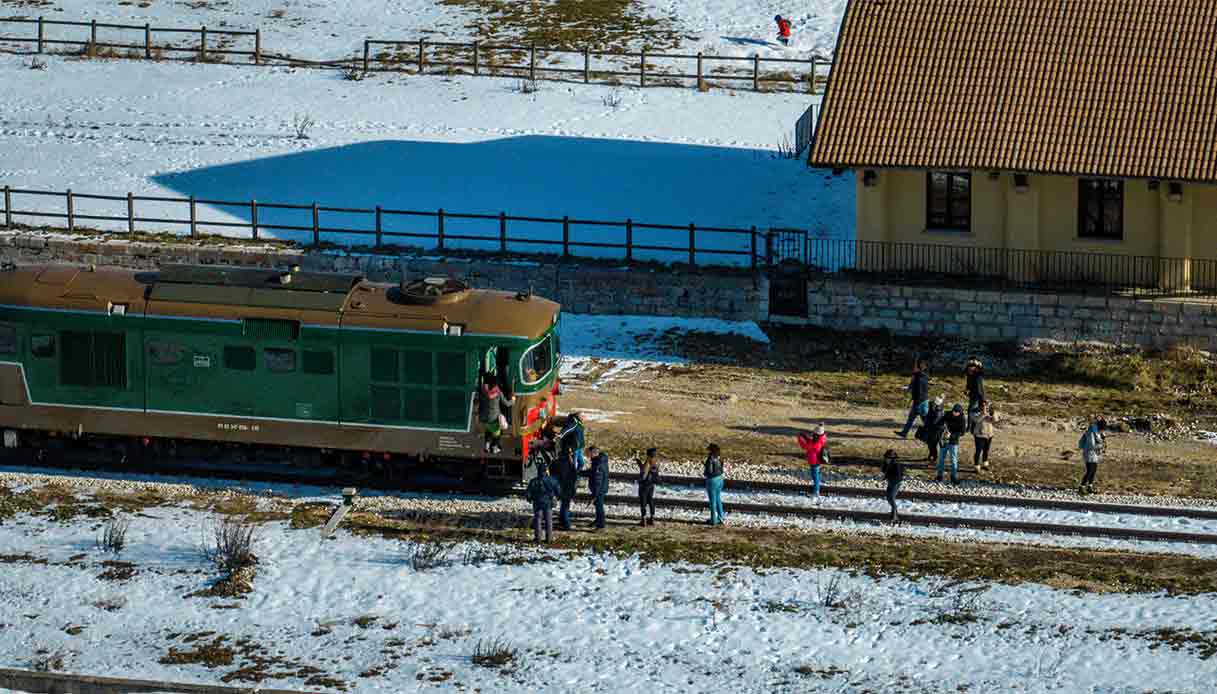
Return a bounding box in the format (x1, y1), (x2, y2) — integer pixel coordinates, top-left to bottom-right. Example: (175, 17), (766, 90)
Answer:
(0, 324), (16, 354)
(31, 334), (55, 358)
(301, 350), (334, 376)
(264, 348), (296, 373)
(520, 334), (554, 385)
(223, 345), (256, 371)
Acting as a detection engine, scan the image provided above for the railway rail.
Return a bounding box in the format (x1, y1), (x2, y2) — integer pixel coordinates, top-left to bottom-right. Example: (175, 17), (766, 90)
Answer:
(3, 449), (1217, 546)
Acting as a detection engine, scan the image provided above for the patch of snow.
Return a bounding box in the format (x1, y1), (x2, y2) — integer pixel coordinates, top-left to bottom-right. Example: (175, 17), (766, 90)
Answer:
(1198, 431), (1217, 445)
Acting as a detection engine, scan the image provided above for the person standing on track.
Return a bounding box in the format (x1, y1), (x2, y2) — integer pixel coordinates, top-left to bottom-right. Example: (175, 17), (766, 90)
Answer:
(587, 445), (609, 529)
(972, 400), (997, 472)
(555, 447), (578, 530)
(703, 443), (726, 526)
(937, 403), (967, 485)
(774, 15), (793, 46)
(637, 447), (660, 526)
(1078, 418), (1107, 495)
(897, 360), (930, 438)
(881, 449), (905, 523)
(526, 459), (561, 543)
(797, 425), (828, 501)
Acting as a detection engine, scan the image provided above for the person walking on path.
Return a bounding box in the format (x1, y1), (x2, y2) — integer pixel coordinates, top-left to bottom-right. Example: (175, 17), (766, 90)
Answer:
(525, 460), (561, 543)
(774, 15), (793, 46)
(972, 400), (997, 472)
(896, 360), (930, 438)
(559, 412), (587, 471)
(1078, 418), (1107, 495)
(703, 443), (726, 526)
(937, 403), (967, 484)
(555, 448), (578, 530)
(881, 449), (905, 522)
(965, 358), (987, 429)
(797, 425), (828, 501)
(478, 374), (514, 454)
(637, 447), (660, 526)
(587, 445), (609, 529)
(916, 395), (946, 462)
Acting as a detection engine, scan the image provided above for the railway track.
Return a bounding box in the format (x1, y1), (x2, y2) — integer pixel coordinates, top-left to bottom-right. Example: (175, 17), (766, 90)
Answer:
(609, 472), (1217, 521)
(4, 450), (1217, 546)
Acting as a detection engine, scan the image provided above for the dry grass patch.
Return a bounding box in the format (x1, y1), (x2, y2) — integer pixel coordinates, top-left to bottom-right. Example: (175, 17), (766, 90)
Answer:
(440, 0), (681, 51)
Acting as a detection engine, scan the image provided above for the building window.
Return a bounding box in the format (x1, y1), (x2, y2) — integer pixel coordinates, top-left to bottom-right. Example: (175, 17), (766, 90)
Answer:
(926, 172), (971, 231)
(1078, 179), (1124, 240)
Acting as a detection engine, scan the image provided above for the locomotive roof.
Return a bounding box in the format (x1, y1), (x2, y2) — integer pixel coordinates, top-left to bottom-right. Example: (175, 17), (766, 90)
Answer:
(0, 264), (560, 340)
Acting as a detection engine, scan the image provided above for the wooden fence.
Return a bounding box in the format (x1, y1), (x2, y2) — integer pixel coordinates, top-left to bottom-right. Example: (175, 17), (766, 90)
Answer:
(0, 15), (830, 93)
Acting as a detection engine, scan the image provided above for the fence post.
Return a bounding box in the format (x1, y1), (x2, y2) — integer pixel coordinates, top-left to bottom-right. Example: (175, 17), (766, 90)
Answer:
(200, 26), (207, 61)
(765, 230), (774, 266)
(697, 52), (703, 85)
(437, 208), (445, 250)
(640, 48), (646, 87)
(126, 192), (134, 234)
(753, 54), (759, 90)
(90, 19), (97, 48)
(189, 195), (197, 238)
(688, 223), (695, 265)
(750, 226), (758, 271)
(583, 47), (590, 83)
(144, 24), (151, 59)
(625, 218), (633, 262)
(312, 203), (319, 246)
(254, 29), (261, 65)
(37, 16), (44, 54)
(66, 189), (74, 232)
(562, 216), (570, 257)
(3, 186), (11, 228)
(418, 38), (425, 73)
(362, 40), (370, 73)
(473, 41), (479, 75)
(529, 43), (536, 80)
(375, 205), (382, 248)
(808, 57), (816, 93)
(250, 199), (258, 240)
(498, 211), (507, 253)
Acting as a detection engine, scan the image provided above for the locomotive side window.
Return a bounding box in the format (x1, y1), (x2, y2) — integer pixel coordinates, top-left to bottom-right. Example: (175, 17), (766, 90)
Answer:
(402, 349), (430, 385)
(370, 348), (399, 382)
(301, 350), (334, 375)
(60, 331), (126, 388)
(223, 345), (256, 371)
(31, 334), (55, 358)
(264, 348), (296, 373)
(0, 324), (15, 354)
(147, 340), (185, 365)
(435, 351), (468, 427)
(367, 348), (470, 426)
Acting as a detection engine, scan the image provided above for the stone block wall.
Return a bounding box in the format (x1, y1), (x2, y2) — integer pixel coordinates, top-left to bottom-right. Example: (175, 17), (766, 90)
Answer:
(806, 278), (1217, 351)
(0, 232), (768, 322)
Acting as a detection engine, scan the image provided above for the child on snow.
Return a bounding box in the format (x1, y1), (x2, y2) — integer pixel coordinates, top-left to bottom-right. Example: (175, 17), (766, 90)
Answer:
(775, 15), (793, 46)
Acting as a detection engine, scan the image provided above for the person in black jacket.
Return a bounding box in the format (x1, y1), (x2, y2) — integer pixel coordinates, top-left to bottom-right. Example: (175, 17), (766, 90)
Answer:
(587, 446), (609, 529)
(637, 447), (660, 526)
(525, 460), (561, 543)
(937, 403), (967, 484)
(881, 449), (905, 522)
(896, 359), (930, 438)
(916, 396), (946, 462)
(555, 448), (578, 530)
(964, 358), (987, 429)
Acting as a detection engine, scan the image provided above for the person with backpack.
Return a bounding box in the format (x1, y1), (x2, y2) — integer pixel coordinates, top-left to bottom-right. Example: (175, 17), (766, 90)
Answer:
(896, 360), (930, 438)
(525, 460), (561, 543)
(703, 443), (726, 526)
(937, 403), (967, 484)
(916, 395), (946, 462)
(796, 425), (829, 501)
(637, 447), (660, 526)
(587, 445), (610, 529)
(559, 412), (586, 471)
(478, 373), (514, 454)
(1078, 418), (1107, 495)
(774, 15), (792, 46)
(880, 449), (905, 523)
(972, 400), (998, 472)
(964, 358), (987, 430)
(555, 447), (578, 530)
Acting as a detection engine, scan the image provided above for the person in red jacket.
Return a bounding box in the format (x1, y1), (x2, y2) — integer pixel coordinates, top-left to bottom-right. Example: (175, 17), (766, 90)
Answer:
(775, 15), (792, 46)
(797, 424), (828, 500)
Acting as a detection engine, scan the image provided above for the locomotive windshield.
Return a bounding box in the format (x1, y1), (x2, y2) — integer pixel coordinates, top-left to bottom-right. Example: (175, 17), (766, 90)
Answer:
(520, 333), (554, 386)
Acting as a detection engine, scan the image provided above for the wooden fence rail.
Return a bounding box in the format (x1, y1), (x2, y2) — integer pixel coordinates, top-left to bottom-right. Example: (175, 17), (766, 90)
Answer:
(0, 15), (829, 93)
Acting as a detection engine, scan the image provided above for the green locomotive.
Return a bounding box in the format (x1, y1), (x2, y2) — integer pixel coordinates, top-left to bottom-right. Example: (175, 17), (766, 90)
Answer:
(0, 263), (561, 482)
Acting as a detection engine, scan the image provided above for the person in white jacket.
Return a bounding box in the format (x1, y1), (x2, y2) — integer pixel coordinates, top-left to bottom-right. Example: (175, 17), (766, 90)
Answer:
(1078, 418), (1107, 495)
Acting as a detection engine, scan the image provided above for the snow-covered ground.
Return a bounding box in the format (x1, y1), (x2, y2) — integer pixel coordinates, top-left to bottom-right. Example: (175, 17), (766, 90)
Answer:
(2, 494), (1216, 693)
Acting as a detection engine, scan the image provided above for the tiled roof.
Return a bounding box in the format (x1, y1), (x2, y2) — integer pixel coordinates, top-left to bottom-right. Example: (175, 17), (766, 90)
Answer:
(809, 0), (1217, 183)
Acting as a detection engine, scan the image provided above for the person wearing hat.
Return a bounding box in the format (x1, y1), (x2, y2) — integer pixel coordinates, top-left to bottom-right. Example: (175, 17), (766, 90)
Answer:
(586, 445), (610, 529)
(964, 359), (987, 430)
(797, 425), (829, 501)
(937, 403), (968, 484)
(525, 459), (561, 543)
(703, 443), (726, 525)
(881, 449), (906, 522)
(636, 447), (661, 526)
(774, 15), (792, 46)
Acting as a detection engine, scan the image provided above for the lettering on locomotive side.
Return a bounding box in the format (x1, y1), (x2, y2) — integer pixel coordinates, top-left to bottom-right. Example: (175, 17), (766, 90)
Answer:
(217, 422), (261, 433)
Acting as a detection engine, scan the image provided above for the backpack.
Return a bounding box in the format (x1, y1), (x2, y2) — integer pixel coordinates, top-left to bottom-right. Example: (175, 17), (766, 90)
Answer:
(819, 447), (831, 466)
(526, 476), (547, 504)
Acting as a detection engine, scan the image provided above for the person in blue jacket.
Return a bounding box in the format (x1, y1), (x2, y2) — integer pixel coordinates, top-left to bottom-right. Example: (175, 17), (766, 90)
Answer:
(526, 459), (562, 543)
(586, 445), (610, 529)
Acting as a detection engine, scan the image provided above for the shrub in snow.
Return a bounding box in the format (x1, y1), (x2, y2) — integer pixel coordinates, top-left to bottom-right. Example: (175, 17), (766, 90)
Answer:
(28, 57), (47, 71)
(602, 88), (623, 109)
(96, 515), (130, 555)
(30, 650), (66, 672)
(202, 516), (258, 573)
(408, 541), (452, 571)
(774, 133), (798, 160)
(513, 78), (540, 95)
(292, 113), (315, 140)
(342, 64), (366, 82)
(471, 637), (519, 669)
